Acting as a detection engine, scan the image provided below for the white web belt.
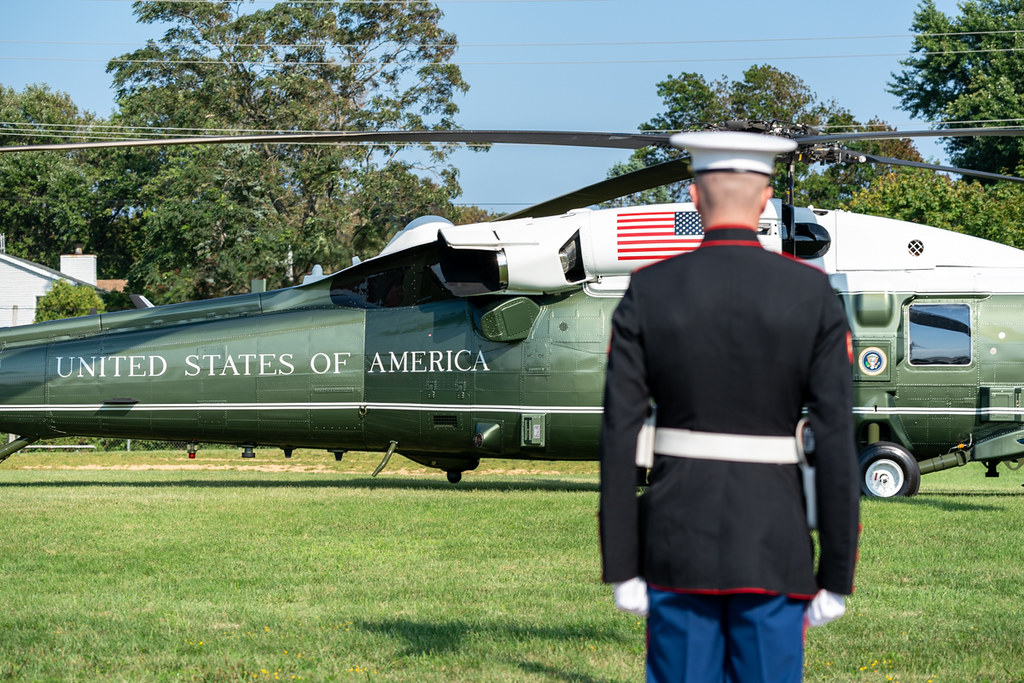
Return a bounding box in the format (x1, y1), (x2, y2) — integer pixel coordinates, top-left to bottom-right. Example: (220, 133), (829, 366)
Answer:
(637, 426), (799, 468)
(634, 416), (816, 529)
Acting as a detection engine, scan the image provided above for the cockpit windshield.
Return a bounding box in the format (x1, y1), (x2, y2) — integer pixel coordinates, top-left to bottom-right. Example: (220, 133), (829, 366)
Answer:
(329, 244), (453, 308)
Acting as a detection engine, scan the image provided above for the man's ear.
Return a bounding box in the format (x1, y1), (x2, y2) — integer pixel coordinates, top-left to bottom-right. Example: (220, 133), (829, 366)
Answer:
(689, 182), (701, 210)
(759, 184), (773, 212)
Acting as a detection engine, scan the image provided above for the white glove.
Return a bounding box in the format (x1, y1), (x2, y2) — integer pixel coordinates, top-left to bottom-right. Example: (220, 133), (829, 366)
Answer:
(613, 576), (649, 616)
(805, 589), (846, 627)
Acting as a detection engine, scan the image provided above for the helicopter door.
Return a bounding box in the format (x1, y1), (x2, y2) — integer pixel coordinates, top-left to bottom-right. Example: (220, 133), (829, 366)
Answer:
(895, 301), (978, 456)
(304, 310), (367, 447)
(975, 295), (1024, 424)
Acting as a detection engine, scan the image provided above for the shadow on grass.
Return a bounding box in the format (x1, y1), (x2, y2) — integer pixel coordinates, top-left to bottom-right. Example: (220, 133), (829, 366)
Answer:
(0, 475), (599, 494)
(512, 659), (622, 683)
(871, 495), (1006, 512)
(355, 617), (628, 683)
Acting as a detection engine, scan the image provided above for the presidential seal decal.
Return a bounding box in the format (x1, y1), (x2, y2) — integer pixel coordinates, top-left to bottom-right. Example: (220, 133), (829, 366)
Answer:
(859, 347), (887, 376)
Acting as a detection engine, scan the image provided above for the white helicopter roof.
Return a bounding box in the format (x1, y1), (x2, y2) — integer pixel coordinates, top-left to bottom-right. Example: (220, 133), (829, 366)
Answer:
(820, 208), (1024, 271)
(355, 198), (1024, 298)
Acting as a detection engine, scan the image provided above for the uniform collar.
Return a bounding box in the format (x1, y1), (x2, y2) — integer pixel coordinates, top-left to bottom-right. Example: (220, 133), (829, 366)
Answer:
(699, 226), (762, 248)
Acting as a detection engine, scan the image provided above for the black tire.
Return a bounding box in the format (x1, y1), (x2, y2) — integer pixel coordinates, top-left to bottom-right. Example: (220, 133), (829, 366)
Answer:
(446, 470), (463, 484)
(858, 441), (921, 498)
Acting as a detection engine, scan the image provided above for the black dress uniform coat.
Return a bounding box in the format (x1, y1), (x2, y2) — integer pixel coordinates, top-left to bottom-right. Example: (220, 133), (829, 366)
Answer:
(599, 226), (859, 598)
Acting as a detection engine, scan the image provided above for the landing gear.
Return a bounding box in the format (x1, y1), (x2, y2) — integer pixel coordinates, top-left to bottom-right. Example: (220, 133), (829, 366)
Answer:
(401, 455), (477, 483)
(859, 442), (921, 498)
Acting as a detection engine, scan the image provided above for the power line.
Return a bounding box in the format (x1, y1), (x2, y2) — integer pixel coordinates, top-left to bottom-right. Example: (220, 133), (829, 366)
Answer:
(5, 30), (1024, 51)
(3, 46), (1023, 68)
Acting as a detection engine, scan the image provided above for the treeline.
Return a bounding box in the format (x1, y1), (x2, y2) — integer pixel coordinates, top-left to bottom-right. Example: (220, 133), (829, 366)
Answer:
(1, 1), (483, 305)
(608, 1), (1024, 250)
(6, 0), (1024, 308)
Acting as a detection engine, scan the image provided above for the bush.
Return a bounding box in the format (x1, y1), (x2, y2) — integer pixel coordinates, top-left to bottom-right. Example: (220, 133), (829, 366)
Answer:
(34, 279), (105, 322)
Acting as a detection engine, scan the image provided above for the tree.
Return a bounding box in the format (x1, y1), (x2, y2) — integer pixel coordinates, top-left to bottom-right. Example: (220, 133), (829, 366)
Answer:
(0, 84), (148, 280)
(890, 0), (1024, 174)
(107, 1), (470, 303)
(34, 279), (105, 322)
(606, 65), (920, 208)
(0, 85), (98, 268)
(598, 157), (675, 209)
(798, 115), (924, 208)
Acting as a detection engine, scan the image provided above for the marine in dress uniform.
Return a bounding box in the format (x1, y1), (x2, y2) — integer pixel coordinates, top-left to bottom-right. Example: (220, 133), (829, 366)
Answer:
(599, 131), (860, 683)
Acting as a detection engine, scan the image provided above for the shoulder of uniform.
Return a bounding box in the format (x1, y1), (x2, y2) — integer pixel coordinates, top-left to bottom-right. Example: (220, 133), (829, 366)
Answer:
(770, 251), (830, 279)
(629, 254), (688, 283)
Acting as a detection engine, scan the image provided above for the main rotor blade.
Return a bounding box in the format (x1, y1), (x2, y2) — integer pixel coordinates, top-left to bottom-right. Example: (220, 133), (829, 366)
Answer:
(860, 153), (1024, 183)
(0, 129), (670, 154)
(497, 157), (693, 221)
(797, 126), (1024, 145)
(10, 124), (1024, 154)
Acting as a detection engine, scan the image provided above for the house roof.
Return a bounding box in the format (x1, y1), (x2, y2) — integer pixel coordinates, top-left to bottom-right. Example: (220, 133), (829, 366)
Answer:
(0, 252), (102, 290)
(97, 279), (127, 293)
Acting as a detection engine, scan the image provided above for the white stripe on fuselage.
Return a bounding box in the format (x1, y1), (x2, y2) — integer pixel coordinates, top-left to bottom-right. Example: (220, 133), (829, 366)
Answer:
(0, 401), (604, 415)
(0, 402), (1016, 419)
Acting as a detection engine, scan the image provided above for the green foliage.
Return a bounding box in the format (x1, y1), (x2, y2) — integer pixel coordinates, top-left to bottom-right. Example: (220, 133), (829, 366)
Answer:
(890, 0), (1024, 174)
(609, 66), (921, 208)
(798, 112), (925, 209)
(100, 289), (135, 313)
(0, 86), (100, 269)
(591, 156), (674, 209)
(105, 0), (470, 303)
(0, 84), (166, 282)
(451, 204), (498, 225)
(33, 279), (105, 322)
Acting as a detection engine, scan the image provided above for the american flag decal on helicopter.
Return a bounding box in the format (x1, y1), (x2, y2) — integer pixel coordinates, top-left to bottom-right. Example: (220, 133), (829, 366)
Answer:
(615, 210), (704, 261)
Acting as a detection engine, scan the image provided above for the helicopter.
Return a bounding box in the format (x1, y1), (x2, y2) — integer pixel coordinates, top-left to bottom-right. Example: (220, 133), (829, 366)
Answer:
(3, 122), (1024, 498)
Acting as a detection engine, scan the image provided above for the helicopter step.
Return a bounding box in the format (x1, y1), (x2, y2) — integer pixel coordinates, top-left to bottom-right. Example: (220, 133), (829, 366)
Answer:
(371, 441), (399, 478)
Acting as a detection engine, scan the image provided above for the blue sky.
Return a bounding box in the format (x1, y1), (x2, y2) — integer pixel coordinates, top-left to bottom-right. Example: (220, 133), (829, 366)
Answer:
(1, 0), (965, 213)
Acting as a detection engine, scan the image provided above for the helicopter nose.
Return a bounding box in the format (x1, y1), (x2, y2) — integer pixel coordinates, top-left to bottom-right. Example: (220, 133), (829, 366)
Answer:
(0, 342), (50, 440)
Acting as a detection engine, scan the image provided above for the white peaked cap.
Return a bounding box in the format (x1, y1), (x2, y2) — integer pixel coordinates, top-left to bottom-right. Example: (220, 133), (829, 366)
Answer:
(669, 131), (797, 176)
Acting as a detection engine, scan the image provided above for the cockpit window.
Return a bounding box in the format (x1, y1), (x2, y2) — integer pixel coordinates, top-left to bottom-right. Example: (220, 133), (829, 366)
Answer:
(330, 244), (452, 308)
(908, 303), (971, 366)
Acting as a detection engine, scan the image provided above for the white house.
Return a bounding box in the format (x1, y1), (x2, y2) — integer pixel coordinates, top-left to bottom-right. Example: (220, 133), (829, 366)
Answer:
(0, 248), (103, 327)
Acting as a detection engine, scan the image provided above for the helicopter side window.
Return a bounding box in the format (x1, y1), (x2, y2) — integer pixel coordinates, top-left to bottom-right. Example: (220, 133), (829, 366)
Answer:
(908, 303), (971, 366)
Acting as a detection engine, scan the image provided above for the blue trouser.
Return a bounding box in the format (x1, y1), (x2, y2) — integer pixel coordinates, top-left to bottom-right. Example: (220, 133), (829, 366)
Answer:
(646, 588), (806, 683)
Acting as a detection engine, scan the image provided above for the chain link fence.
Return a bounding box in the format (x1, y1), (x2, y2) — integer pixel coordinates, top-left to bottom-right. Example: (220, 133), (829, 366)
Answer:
(6, 434), (235, 452)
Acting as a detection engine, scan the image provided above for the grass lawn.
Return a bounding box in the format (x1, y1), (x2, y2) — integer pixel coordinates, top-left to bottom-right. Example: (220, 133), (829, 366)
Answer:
(0, 448), (1022, 681)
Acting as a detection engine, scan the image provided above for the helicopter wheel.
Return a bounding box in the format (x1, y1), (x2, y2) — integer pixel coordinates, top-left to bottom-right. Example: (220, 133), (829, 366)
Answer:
(858, 442), (921, 499)
(446, 470), (463, 484)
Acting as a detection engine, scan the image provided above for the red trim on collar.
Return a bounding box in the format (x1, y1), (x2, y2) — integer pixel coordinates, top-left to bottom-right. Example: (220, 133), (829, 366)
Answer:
(699, 226), (762, 249)
(705, 225), (759, 232)
(700, 239), (763, 248)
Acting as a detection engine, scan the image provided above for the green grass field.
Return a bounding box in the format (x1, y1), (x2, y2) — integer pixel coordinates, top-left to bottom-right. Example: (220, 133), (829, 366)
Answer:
(1, 448), (1022, 682)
